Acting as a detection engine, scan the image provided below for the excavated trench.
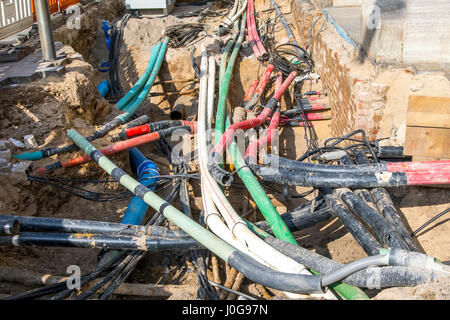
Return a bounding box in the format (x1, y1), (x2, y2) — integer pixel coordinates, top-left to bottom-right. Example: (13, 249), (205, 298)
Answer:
(0, 0), (448, 300)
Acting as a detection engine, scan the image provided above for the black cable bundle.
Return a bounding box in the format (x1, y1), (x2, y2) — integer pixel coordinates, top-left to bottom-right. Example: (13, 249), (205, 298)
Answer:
(109, 14), (131, 100)
(268, 42), (314, 76)
(164, 24), (206, 48)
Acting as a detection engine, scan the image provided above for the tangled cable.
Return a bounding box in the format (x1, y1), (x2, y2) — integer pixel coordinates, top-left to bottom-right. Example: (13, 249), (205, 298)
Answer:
(108, 13), (131, 100)
(164, 24), (207, 48)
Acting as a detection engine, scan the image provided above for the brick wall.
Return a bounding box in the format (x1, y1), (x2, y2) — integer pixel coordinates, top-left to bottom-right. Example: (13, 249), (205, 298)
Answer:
(291, 0), (388, 141)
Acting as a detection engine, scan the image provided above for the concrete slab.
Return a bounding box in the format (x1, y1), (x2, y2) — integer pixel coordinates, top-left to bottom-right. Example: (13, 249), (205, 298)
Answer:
(323, 6), (362, 46)
(333, 0), (361, 7)
(0, 42), (67, 86)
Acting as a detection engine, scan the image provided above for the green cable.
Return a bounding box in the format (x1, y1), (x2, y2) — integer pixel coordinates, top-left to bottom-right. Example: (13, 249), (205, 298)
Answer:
(115, 41), (162, 111)
(213, 14), (369, 301)
(67, 129), (236, 262)
(214, 19), (240, 147)
(118, 38), (170, 123)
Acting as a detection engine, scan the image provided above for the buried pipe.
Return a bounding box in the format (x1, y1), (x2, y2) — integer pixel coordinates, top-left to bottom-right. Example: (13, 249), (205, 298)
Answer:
(255, 165), (450, 188)
(336, 188), (411, 251)
(263, 154), (450, 175)
(121, 148), (160, 226)
(242, 79), (259, 109)
(254, 199), (333, 234)
(352, 152), (418, 251)
(263, 236), (448, 289)
(109, 120), (196, 142)
(0, 214), (191, 239)
(245, 72), (282, 162)
(209, 70), (297, 187)
(169, 104), (186, 120)
(33, 125), (194, 174)
(245, 64), (274, 110)
(65, 128), (386, 295)
(214, 19), (242, 149)
(115, 42), (162, 111)
(0, 218), (20, 235)
(0, 232), (202, 251)
(14, 40), (168, 161)
(247, 0), (267, 59)
(324, 193), (382, 256)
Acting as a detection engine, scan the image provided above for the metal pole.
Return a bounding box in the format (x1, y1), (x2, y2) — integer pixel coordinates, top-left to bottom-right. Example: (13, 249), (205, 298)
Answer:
(34, 0), (57, 61)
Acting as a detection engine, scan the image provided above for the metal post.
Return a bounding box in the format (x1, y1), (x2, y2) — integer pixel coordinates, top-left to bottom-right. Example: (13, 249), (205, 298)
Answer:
(34, 0), (57, 61)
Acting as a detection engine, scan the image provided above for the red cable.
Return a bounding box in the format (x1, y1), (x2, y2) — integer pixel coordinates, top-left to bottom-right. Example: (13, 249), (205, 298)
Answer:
(246, 64), (274, 108)
(125, 121), (196, 139)
(242, 79), (259, 108)
(212, 71), (297, 156)
(387, 160), (450, 173)
(33, 125), (196, 174)
(249, 0), (266, 57)
(246, 0), (262, 58)
(245, 72), (283, 159)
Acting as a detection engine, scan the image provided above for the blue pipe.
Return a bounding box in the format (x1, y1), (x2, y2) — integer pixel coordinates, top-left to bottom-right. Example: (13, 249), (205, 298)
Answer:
(121, 148), (160, 226)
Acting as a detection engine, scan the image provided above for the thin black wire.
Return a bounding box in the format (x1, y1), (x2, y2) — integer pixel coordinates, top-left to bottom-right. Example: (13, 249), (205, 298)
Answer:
(411, 208), (450, 238)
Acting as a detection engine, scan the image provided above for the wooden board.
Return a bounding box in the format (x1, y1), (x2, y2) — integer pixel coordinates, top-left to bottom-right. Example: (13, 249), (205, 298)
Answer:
(406, 95), (450, 129)
(404, 127), (450, 159)
(404, 95), (450, 161)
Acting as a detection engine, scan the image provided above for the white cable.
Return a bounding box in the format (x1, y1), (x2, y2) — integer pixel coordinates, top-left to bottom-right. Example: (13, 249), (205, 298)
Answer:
(198, 47), (267, 263)
(222, 0), (249, 29)
(198, 46), (335, 299)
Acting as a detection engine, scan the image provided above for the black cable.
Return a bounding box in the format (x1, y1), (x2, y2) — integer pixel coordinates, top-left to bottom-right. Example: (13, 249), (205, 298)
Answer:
(164, 24), (207, 48)
(49, 250), (129, 300)
(109, 14), (131, 100)
(410, 208), (450, 238)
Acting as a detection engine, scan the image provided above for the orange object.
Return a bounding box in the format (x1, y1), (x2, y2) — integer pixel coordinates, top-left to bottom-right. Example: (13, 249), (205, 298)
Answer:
(32, 0), (80, 22)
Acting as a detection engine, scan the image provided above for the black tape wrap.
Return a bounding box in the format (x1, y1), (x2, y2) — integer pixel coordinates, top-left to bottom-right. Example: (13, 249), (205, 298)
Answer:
(41, 118), (123, 158)
(109, 130), (127, 143)
(208, 152), (233, 186)
(126, 115), (149, 129)
(266, 97), (279, 111)
(150, 120), (183, 132)
(228, 251), (323, 294)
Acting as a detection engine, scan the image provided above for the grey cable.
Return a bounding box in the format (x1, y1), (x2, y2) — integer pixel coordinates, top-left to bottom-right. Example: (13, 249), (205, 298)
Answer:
(321, 255), (387, 286)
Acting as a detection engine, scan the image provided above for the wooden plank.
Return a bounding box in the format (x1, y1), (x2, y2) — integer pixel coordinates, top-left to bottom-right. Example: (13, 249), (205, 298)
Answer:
(406, 95), (450, 129)
(404, 126), (450, 159)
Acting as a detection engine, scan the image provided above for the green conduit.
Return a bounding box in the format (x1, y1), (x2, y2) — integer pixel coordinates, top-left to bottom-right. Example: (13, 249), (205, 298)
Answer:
(67, 129), (236, 262)
(13, 40), (167, 162)
(214, 19), (240, 148)
(213, 15), (368, 301)
(115, 41), (162, 111)
(118, 38), (170, 123)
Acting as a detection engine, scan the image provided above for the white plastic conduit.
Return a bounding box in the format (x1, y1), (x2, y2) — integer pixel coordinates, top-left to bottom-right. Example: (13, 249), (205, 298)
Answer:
(198, 45), (336, 299)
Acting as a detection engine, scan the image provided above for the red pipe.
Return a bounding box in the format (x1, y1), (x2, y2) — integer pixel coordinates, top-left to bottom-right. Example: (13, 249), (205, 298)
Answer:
(245, 72), (283, 159)
(242, 79), (259, 108)
(33, 125), (196, 174)
(125, 121), (196, 139)
(212, 71), (297, 156)
(280, 113), (331, 121)
(246, 0), (262, 58)
(273, 71), (297, 101)
(406, 170), (450, 185)
(247, 0), (266, 58)
(386, 160), (450, 173)
(246, 64), (274, 109)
